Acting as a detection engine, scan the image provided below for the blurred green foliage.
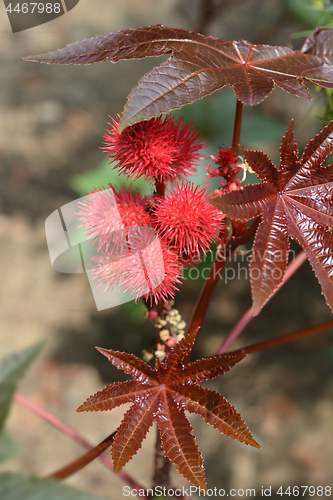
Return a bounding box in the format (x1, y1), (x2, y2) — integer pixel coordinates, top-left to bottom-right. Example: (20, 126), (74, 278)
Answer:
(70, 159), (152, 198)
(0, 342), (44, 433)
(287, 0), (333, 28)
(322, 88), (333, 124)
(0, 473), (108, 500)
(0, 431), (19, 463)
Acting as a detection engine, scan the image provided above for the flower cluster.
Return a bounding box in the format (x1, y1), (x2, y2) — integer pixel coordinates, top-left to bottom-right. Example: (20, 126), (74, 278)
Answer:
(78, 115), (224, 305)
(142, 301), (187, 362)
(207, 146), (244, 195)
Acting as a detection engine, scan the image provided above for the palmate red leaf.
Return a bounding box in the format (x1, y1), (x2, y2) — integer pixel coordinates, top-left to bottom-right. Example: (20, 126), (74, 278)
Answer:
(77, 328), (259, 490)
(23, 26), (333, 131)
(211, 121), (333, 316)
(302, 26), (333, 58)
(172, 384), (256, 446)
(156, 392), (205, 488)
(112, 395), (158, 473)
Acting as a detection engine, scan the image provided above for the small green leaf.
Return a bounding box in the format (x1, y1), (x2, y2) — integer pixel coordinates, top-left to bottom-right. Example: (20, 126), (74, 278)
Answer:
(0, 473), (108, 500)
(0, 342), (44, 432)
(0, 431), (19, 463)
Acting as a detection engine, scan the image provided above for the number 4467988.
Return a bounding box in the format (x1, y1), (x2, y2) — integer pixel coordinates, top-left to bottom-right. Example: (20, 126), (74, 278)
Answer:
(277, 485), (331, 496)
(6, 3), (61, 14)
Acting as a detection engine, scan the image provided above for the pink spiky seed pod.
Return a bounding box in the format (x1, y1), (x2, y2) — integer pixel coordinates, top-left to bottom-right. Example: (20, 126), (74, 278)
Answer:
(90, 231), (182, 305)
(103, 114), (205, 183)
(77, 185), (151, 252)
(153, 183), (225, 256)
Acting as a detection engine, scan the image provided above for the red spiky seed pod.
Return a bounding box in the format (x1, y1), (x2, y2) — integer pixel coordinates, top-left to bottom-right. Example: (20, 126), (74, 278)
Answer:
(91, 232), (182, 305)
(153, 183), (224, 256)
(103, 114), (205, 183)
(77, 185), (150, 251)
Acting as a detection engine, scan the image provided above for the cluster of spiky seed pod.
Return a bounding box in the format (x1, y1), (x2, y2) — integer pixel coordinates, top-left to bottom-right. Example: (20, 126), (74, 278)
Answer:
(78, 114), (229, 305)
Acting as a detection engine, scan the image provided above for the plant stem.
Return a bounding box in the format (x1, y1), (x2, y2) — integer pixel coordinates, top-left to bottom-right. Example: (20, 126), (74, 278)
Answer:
(151, 428), (171, 491)
(216, 306), (254, 355)
(15, 392), (93, 449)
(186, 246), (228, 335)
(216, 250), (308, 354)
(14, 392), (146, 493)
(186, 217), (260, 336)
(155, 179), (166, 197)
(232, 99), (243, 155)
(227, 318), (333, 357)
(149, 430), (190, 500)
(48, 432), (116, 480)
(185, 98), (246, 336)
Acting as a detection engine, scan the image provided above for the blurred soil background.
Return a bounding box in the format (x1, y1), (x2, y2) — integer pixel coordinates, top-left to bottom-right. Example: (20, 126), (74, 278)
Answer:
(0, 0), (333, 498)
